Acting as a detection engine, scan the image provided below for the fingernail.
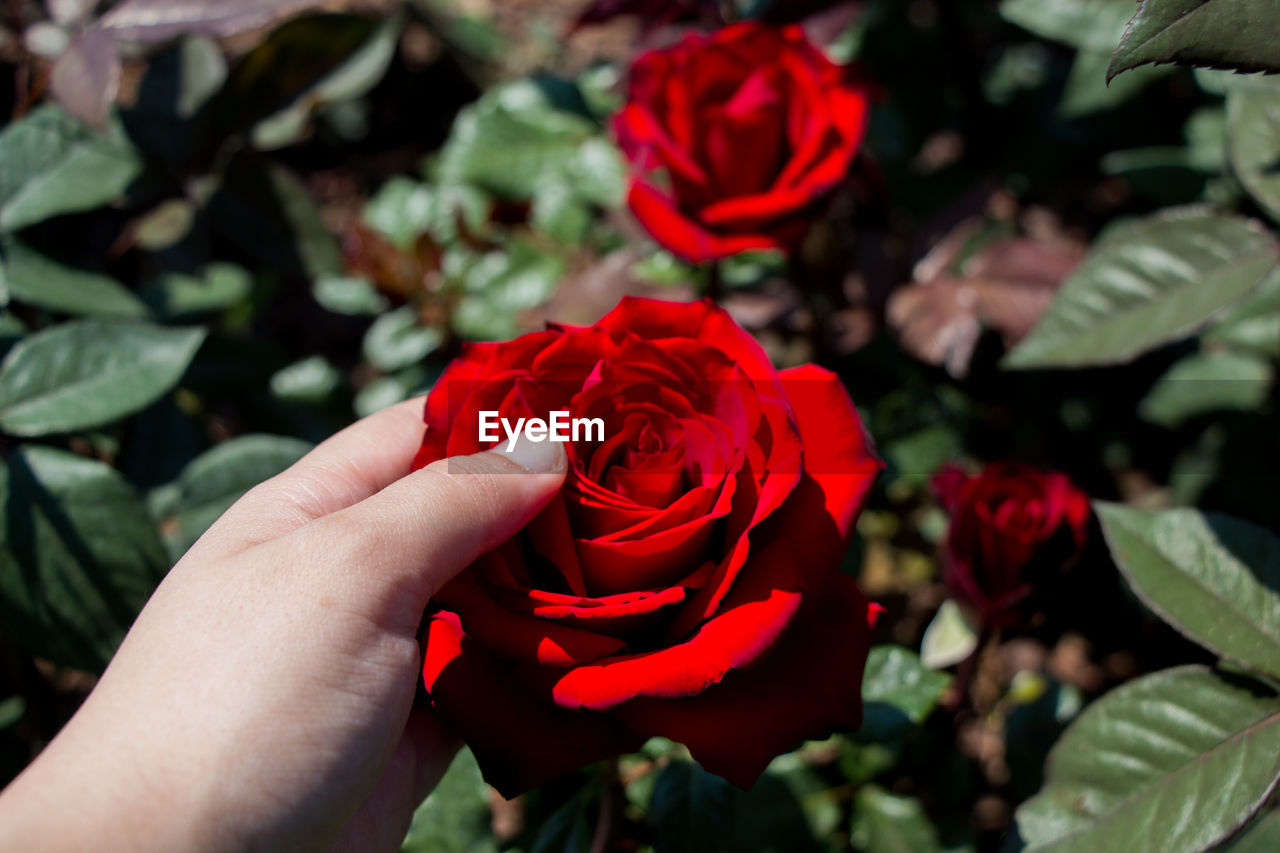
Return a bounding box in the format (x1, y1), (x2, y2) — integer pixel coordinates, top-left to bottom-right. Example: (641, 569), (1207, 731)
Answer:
(498, 433), (566, 473)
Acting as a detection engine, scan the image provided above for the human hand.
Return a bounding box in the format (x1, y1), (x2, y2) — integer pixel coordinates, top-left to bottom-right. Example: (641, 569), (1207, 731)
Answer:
(0, 398), (567, 852)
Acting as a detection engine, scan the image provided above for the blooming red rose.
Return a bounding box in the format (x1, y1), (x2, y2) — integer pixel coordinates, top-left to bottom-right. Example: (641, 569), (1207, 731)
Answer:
(932, 462), (1090, 627)
(414, 297), (881, 796)
(614, 23), (871, 263)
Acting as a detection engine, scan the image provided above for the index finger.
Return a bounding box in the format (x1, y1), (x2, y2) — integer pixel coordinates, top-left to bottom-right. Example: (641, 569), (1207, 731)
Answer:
(192, 396), (429, 556)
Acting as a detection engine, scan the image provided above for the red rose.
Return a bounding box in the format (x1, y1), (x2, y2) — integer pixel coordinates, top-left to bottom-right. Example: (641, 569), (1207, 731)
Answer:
(932, 462), (1090, 626)
(614, 22), (871, 263)
(414, 297), (881, 796)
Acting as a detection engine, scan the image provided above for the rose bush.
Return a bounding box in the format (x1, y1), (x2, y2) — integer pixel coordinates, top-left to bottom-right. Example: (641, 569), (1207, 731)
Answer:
(414, 297), (881, 795)
(932, 462), (1090, 627)
(614, 22), (871, 263)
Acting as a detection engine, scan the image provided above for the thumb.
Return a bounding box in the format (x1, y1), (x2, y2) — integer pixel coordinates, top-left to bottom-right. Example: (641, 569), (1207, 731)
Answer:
(270, 436), (567, 631)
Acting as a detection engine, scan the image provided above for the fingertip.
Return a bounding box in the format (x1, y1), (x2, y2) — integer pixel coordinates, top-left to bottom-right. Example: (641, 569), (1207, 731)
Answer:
(497, 433), (568, 474)
(423, 440), (567, 488)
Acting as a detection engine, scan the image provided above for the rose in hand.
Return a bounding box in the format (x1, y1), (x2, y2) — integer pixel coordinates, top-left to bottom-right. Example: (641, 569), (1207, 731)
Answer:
(614, 22), (871, 262)
(415, 297), (881, 795)
(932, 461), (1090, 628)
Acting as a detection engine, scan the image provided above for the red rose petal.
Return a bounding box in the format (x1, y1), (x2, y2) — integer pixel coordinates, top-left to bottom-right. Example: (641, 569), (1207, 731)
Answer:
(612, 573), (877, 789)
(550, 581), (804, 710)
(438, 577), (626, 666)
(422, 611), (644, 798)
(627, 180), (781, 262)
(777, 365), (881, 537)
(595, 297), (780, 387)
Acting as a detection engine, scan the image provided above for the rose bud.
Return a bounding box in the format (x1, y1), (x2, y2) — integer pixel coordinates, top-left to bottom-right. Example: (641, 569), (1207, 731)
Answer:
(613, 22), (871, 263)
(932, 462), (1091, 628)
(414, 297), (882, 796)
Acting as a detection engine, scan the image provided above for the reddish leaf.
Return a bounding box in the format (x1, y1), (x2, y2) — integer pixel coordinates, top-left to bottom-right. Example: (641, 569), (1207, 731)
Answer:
(47, 0), (99, 28)
(99, 0), (330, 42)
(538, 249), (695, 327)
(50, 29), (121, 129)
(341, 222), (441, 302)
(888, 230), (1083, 377)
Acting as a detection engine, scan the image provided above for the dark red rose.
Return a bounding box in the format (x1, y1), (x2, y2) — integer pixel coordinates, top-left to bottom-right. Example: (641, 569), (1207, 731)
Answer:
(614, 22), (871, 263)
(414, 297), (881, 796)
(932, 462), (1090, 626)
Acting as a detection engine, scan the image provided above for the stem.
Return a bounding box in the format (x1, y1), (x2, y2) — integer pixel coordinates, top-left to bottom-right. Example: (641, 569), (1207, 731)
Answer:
(706, 261), (723, 303)
(12, 62), (48, 122)
(945, 624), (995, 714)
(589, 758), (623, 853)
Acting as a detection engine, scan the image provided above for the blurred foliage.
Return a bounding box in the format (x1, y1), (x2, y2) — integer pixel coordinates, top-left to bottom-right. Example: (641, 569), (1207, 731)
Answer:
(0, 0), (1278, 851)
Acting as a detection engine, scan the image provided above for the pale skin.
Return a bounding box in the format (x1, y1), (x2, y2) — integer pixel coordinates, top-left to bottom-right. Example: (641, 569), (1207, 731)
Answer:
(0, 398), (567, 851)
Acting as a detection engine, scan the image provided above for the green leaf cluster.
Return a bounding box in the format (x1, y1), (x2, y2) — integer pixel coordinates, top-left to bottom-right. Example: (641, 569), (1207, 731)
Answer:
(1015, 505), (1280, 852)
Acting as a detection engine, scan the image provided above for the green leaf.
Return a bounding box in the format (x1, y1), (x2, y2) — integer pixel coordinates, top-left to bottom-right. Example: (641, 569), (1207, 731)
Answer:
(760, 752), (844, 842)
(436, 79), (598, 200)
(408, 0), (505, 64)
(137, 264), (253, 320)
(851, 785), (942, 853)
(1016, 666), (1280, 852)
(162, 435), (312, 558)
(565, 136), (627, 209)
(1060, 49), (1169, 118)
(920, 599), (979, 670)
(252, 16), (401, 150)
(1227, 80), (1280, 226)
(1224, 809), (1280, 852)
(312, 276), (391, 316)
(1004, 208), (1277, 368)
(1109, 0), (1280, 82)
(0, 313), (22, 361)
(1096, 504), (1280, 679)
(454, 243), (564, 341)
(999, 0), (1136, 52)
(363, 177), (439, 248)
(210, 14), (385, 139)
(400, 748), (496, 853)
(1186, 106), (1228, 172)
(363, 306), (444, 372)
(0, 695), (24, 730)
(0, 104), (142, 231)
(1138, 350), (1273, 427)
(0, 321), (206, 437)
(532, 181), (591, 244)
(122, 36), (228, 164)
(353, 363), (438, 418)
(1206, 266), (1280, 356)
(209, 158), (343, 279)
(1099, 147), (1210, 205)
(0, 446), (168, 670)
(270, 355), (341, 405)
(861, 646), (952, 740)
(648, 760), (823, 853)
(1, 131), (140, 232)
(361, 175), (496, 251)
(530, 784), (596, 853)
(2, 239), (149, 318)
(134, 199), (198, 251)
